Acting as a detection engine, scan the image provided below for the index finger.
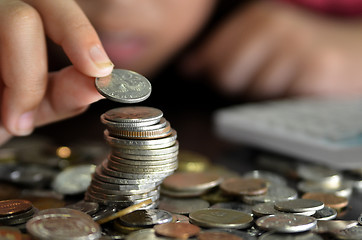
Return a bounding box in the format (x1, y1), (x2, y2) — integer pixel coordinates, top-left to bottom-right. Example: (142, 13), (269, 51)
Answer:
(24, 0), (114, 77)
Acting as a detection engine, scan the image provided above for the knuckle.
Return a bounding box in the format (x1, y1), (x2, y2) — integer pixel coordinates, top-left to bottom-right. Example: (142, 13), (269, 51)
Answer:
(5, 2), (40, 26)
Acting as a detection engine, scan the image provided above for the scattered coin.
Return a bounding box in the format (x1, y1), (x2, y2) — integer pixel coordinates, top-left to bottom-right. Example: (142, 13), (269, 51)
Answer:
(154, 222), (200, 239)
(119, 209), (173, 227)
(189, 208), (253, 229)
(334, 225), (362, 240)
(313, 220), (358, 234)
(297, 180), (353, 198)
(243, 185), (297, 204)
(243, 170), (288, 186)
(274, 199), (324, 213)
(162, 172), (222, 192)
(301, 192), (348, 210)
(211, 201), (253, 215)
(311, 206), (337, 220)
(26, 208), (101, 240)
(252, 202), (281, 217)
(95, 69), (151, 103)
(220, 177), (268, 196)
(0, 199), (33, 216)
(197, 231), (244, 240)
(255, 214), (317, 233)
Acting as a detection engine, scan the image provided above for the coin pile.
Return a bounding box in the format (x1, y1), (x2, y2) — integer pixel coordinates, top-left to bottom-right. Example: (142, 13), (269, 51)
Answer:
(84, 106), (178, 208)
(0, 199), (36, 227)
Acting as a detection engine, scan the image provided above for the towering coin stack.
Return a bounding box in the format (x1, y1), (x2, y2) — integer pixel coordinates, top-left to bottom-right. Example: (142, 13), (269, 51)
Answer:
(85, 106), (178, 209)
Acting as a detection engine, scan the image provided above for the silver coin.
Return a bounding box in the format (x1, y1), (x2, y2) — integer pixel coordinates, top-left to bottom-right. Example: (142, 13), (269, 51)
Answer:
(259, 232), (323, 240)
(334, 226), (362, 240)
(107, 159), (178, 173)
(243, 185), (298, 204)
(102, 106), (162, 124)
(113, 141), (179, 156)
(112, 149), (178, 160)
(158, 197), (210, 215)
(274, 199), (324, 213)
(88, 184), (159, 196)
(109, 155), (178, 166)
(118, 117), (167, 131)
(119, 209), (173, 227)
(94, 165), (162, 184)
(312, 206), (337, 220)
(210, 202), (253, 215)
(297, 164), (341, 185)
(90, 205), (118, 222)
(66, 200), (99, 215)
(26, 208), (101, 240)
(86, 187), (159, 201)
(255, 214), (317, 233)
(104, 129), (177, 149)
(189, 208), (253, 229)
(84, 192), (160, 207)
(243, 170), (287, 186)
(252, 202), (281, 217)
(90, 177), (161, 191)
(52, 164), (96, 195)
(313, 220), (358, 234)
(95, 69), (151, 103)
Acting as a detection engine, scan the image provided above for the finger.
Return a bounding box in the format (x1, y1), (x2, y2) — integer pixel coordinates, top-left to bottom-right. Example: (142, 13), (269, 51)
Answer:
(34, 66), (104, 127)
(24, 0), (113, 77)
(0, 0), (47, 136)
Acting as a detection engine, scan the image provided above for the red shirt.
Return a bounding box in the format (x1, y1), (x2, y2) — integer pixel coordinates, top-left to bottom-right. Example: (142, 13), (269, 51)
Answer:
(281, 0), (362, 16)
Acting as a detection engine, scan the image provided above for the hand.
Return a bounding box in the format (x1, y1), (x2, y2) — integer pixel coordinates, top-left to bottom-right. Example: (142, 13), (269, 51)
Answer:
(0, 0), (113, 144)
(185, 0), (362, 99)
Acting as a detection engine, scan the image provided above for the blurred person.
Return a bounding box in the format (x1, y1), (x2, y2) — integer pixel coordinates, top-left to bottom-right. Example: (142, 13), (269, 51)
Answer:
(1, 0), (362, 144)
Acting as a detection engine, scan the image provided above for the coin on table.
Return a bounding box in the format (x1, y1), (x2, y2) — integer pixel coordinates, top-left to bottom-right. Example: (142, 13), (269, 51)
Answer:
(334, 226), (362, 240)
(301, 192), (348, 210)
(0, 199), (33, 216)
(259, 232), (323, 240)
(95, 69), (151, 103)
(312, 220), (358, 234)
(256, 214), (317, 233)
(119, 209), (173, 227)
(52, 164), (96, 195)
(220, 177), (268, 196)
(243, 185), (298, 204)
(211, 202), (253, 215)
(312, 206), (337, 220)
(158, 197), (210, 215)
(252, 202), (281, 217)
(162, 172), (222, 192)
(26, 208), (101, 240)
(189, 208), (253, 229)
(198, 231), (244, 240)
(243, 170), (288, 186)
(274, 199), (324, 213)
(153, 222), (200, 239)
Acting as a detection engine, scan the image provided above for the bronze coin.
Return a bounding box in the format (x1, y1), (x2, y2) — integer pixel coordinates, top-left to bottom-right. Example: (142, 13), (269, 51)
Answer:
(154, 222), (200, 239)
(0, 199), (32, 216)
(162, 172), (222, 191)
(302, 192), (348, 209)
(220, 177), (268, 196)
(197, 231), (244, 240)
(0, 226), (22, 240)
(172, 214), (190, 223)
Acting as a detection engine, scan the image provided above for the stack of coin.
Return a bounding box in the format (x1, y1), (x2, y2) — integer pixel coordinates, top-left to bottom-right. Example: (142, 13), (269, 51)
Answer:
(84, 106), (178, 209)
(0, 199), (36, 226)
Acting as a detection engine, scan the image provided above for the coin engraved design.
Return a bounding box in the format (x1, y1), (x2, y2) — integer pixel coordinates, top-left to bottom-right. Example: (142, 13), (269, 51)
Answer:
(255, 214), (317, 233)
(95, 69), (151, 103)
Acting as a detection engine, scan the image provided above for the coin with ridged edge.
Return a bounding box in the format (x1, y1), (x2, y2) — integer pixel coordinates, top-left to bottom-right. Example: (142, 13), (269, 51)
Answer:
(95, 69), (151, 103)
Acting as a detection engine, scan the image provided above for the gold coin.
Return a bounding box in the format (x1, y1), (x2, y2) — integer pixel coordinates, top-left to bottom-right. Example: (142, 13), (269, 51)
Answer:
(198, 231), (244, 240)
(302, 192), (348, 210)
(113, 219), (143, 234)
(162, 172), (222, 192)
(154, 222), (200, 239)
(0, 199), (33, 216)
(220, 177), (268, 196)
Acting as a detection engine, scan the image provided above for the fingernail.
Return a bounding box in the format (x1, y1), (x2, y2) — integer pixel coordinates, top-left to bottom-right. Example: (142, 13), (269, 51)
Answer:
(17, 111), (35, 136)
(90, 45), (114, 75)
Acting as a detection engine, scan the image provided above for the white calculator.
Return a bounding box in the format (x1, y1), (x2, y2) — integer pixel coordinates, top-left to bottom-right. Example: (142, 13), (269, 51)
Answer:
(213, 97), (362, 170)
